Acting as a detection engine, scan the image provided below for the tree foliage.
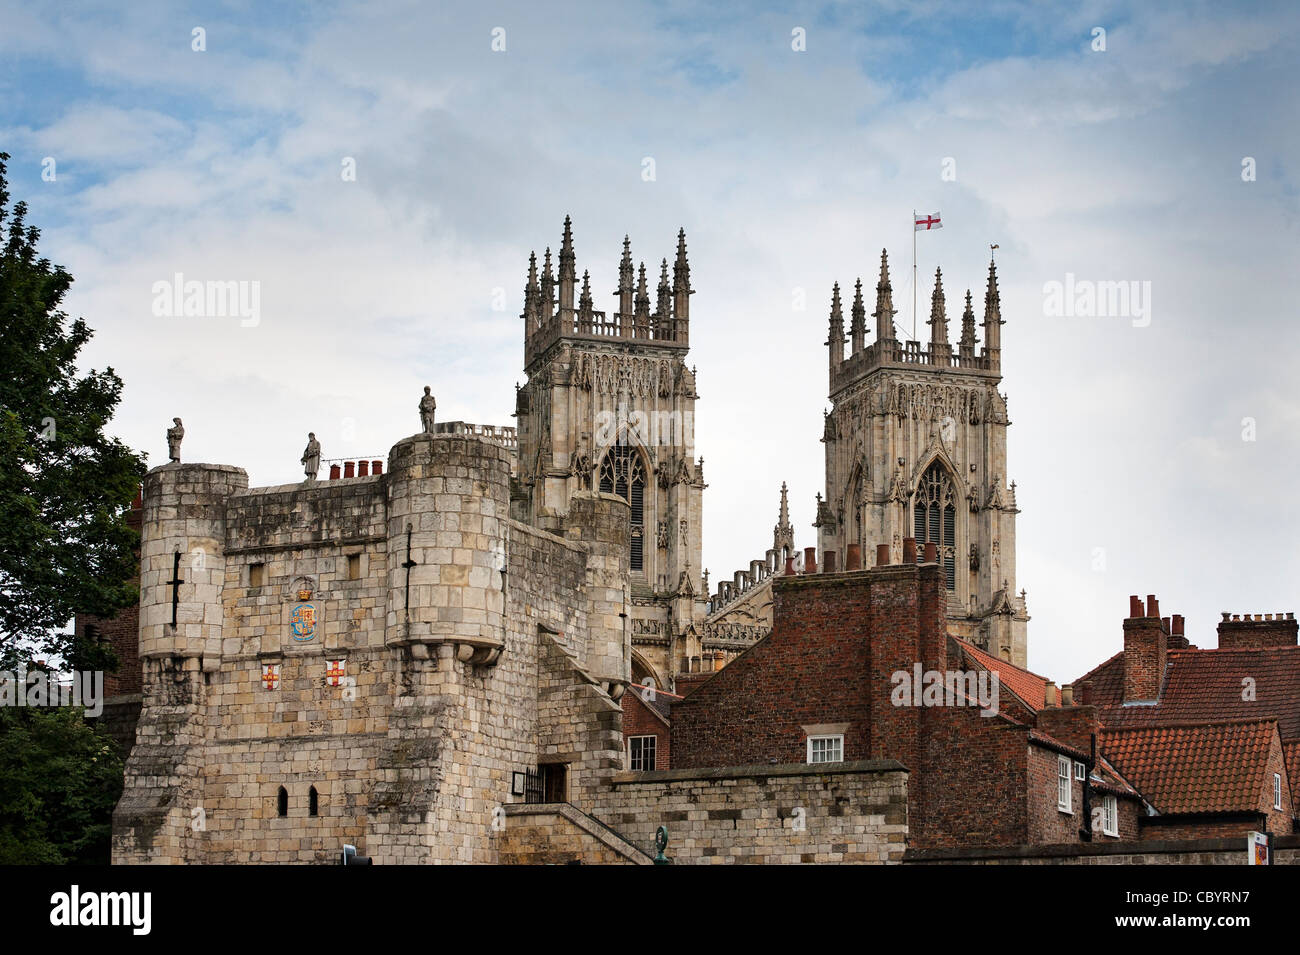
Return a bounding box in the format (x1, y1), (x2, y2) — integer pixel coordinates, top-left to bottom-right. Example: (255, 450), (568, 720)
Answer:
(0, 151), (146, 667)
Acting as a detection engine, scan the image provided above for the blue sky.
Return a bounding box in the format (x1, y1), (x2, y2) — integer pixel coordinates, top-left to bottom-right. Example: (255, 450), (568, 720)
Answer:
(3, 0), (1299, 682)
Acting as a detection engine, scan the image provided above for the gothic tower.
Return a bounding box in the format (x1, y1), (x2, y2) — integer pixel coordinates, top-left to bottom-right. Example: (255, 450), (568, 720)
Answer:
(815, 252), (1030, 666)
(514, 217), (706, 689)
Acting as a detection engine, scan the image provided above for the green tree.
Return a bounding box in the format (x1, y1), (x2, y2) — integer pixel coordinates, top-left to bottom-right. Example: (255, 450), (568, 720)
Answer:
(0, 151), (146, 668)
(0, 705), (124, 864)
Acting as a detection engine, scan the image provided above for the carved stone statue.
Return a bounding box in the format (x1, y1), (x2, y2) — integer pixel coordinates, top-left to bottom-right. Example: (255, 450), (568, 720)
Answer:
(301, 432), (321, 482)
(166, 418), (184, 463)
(419, 386), (437, 433)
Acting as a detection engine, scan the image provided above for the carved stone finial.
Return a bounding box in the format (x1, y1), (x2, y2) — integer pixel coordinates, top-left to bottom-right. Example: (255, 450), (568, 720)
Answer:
(166, 417), (184, 463)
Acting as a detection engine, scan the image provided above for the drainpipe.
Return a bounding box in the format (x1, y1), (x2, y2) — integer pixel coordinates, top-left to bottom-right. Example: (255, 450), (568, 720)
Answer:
(1080, 732), (1096, 842)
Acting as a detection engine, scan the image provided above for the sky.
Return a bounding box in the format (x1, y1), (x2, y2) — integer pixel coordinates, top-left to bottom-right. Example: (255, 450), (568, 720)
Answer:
(2, 0), (1298, 683)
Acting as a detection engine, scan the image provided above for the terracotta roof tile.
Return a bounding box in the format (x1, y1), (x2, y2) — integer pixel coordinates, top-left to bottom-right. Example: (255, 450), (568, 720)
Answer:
(956, 639), (1058, 712)
(1080, 646), (1300, 743)
(1101, 719), (1279, 815)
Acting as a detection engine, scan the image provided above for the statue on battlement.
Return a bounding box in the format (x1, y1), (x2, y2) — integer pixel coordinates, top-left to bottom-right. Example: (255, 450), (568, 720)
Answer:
(166, 417), (184, 463)
(419, 386), (437, 434)
(301, 432), (321, 482)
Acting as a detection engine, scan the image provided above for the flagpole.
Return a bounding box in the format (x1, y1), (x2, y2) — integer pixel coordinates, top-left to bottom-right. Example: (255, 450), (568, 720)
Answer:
(912, 209), (917, 341)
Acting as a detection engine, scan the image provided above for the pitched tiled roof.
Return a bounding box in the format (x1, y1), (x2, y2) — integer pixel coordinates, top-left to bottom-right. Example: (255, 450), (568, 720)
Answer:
(1079, 646), (1300, 741)
(1285, 743), (1300, 802)
(956, 639), (1059, 712)
(1101, 719), (1279, 815)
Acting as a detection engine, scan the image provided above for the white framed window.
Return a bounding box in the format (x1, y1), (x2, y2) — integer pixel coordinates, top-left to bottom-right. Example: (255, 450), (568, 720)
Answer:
(1275, 773), (1283, 810)
(807, 734), (844, 764)
(1074, 760), (1086, 781)
(1102, 795), (1118, 836)
(628, 735), (656, 771)
(1057, 755), (1073, 813)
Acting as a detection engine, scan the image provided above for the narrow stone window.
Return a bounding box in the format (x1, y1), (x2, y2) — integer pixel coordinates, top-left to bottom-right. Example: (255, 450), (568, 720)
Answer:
(309, 785), (319, 816)
(277, 785), (288, 817)
(249, 562), (265, 588)
(347, 554), (361, 580)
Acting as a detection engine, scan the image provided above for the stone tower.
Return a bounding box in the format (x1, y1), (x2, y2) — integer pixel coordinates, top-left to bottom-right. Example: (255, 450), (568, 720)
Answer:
(513, 217), (706, 690)
(814, 252), (1029, 666)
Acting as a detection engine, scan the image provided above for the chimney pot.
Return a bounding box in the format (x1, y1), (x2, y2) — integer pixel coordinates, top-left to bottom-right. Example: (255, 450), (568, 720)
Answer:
(1061, 684), (1074, 706)
(1146, 595), (1159, 618)
(902, 537), (917, 564)
(1129, 596), (1144, 618)
(373, 460), (383, 475)
(1172, 614), (1184, 636)
(329, 464), (341, 480)
(923, 541), (938, 563)
(804, 547), (817, 575)
(875, 544), (891, 567)
(784, 556), (796, 576)
(824, 551), (837, 574)
(343, 461), (356, 479)
(358, 460), (370, 477)
(845, 544), (862, 571)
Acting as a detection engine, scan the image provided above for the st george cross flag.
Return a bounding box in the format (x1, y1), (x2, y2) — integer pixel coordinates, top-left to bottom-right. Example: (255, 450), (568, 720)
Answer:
(914, 212), (942, 231)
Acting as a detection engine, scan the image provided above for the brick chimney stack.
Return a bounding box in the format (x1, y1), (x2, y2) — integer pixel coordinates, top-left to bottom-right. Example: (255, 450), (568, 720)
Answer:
(1217, 612), (1298, 649)
(1122, 594), (1168, 704)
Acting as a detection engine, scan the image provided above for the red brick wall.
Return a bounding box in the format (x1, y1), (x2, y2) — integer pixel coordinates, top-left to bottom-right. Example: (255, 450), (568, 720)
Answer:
(1260, 733), (1295, 835)
(1027, 745), (1084, 844)
(914, 706), (1030, 848)
(1141, 818), (1268, 841)
(1035, 706), (1101, 755)
(621, 691), (670, 770)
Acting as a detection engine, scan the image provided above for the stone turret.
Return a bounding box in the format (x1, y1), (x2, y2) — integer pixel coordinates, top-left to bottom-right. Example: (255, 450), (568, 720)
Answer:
(849, 278), (866, 355)
(567, 492), (631, 696)
(384, 432), (510, 664)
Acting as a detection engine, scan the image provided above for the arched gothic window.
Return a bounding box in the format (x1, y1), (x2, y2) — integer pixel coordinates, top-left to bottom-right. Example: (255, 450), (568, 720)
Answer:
(913, 462), (956, 589)
(276, 786), (288, 817)
(599, 444), (646, 572)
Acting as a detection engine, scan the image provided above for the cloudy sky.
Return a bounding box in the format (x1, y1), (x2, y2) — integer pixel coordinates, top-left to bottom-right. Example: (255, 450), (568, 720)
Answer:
(3, 0), (1298, 682)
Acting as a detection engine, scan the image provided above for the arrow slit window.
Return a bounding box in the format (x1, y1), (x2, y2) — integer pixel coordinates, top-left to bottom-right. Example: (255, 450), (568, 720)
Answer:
(599, 444), (646, 572)
(913, 463), (956, 589)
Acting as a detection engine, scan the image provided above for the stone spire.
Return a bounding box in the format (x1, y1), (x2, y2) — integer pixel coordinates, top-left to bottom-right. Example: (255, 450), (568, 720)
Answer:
(928, 266), (951, 360)
(523, 250), (540, 328)
(849, 278), (866, 354)
(773, 482), (794, 557)
(656, 258), (672, 339)
(872, 249), (896, 344)
(959, 288), (977, 358)
(578, 269), (594, 329)
(540, 247), (555, 321)
(673, 227), (692, 341)
(617, 236), (634, 321)
(557, 215), (576, 313)
(982, 259), (1003, 365)
(827, 282), (845, 366)
(634, 261), (651, 337)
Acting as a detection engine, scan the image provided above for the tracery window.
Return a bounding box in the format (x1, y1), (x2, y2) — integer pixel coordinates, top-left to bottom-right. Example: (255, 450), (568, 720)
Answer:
(599, 443), (646, 572)
(913, 462), (956, 589)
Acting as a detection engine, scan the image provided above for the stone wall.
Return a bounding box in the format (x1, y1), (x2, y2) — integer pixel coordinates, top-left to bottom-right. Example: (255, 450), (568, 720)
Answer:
(599, 761), (909, 864)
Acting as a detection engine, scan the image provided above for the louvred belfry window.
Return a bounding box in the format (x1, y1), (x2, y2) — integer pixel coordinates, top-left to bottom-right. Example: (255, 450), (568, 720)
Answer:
(913, 462), (956, 590)
(599, 444), (646, 572)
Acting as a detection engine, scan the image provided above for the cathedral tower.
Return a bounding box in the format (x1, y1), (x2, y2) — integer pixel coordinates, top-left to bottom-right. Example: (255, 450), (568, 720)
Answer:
(815, 251), (1029, 666)
(514, 218), (706, 688)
